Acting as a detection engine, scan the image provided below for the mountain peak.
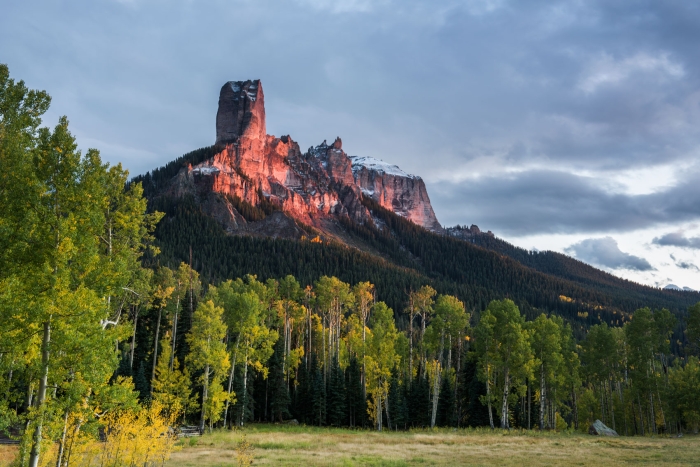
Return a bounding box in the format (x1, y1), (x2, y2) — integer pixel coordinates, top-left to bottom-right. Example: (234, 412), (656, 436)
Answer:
(215, 79), (265, 145)
(173, 80), (442, 234)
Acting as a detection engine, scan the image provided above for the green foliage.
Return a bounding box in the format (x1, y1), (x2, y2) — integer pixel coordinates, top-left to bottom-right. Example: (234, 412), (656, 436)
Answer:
(152, 335), (199, 420)
(0, 64), (160, 467)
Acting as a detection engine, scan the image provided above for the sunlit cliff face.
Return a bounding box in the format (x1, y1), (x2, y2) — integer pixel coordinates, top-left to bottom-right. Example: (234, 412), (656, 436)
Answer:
(180, 80), (441, 231)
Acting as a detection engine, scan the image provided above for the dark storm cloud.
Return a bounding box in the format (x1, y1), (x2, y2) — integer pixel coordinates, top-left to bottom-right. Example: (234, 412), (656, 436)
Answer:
(2, 0), (700, 234)
(431, 166), (700, 235)
(565, 237), (653, 271)
(653, 232), (700, 249)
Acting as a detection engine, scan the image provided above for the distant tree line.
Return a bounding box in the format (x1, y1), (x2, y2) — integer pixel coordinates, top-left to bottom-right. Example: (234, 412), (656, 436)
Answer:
(110, 269), (700, 435)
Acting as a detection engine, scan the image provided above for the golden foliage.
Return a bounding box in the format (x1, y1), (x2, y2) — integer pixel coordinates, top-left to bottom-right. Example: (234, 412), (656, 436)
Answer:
(235, 434), (254, 467)
(97, 401), (179, 467)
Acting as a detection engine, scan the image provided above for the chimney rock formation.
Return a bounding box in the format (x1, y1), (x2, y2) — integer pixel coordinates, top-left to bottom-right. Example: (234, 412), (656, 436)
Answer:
(180, 80), (441, 233)
(216, 80), (265, 145)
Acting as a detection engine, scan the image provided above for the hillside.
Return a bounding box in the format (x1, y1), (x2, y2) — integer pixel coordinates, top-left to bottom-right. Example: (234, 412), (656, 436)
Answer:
(140, 176), (697, 343)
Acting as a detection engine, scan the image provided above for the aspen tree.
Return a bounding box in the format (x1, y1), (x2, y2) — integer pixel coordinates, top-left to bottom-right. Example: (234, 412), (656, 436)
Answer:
(186, 300), (230, 431)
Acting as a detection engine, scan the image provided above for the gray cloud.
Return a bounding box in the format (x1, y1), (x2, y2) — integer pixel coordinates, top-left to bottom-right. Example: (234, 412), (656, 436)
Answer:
(565, 237), (654, 271)
(3, 0), (700, 239)
(2, 1), (700, 178)
(653, 232), (700, 249)
(670, 254), (699, 271)
(431, 167), (700, 235)
(677, 262), (699, 271)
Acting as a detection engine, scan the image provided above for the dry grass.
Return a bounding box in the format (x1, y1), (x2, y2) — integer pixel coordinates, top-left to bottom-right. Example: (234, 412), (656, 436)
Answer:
(167, 425), (700, 466)
(0, 445), (18, 467)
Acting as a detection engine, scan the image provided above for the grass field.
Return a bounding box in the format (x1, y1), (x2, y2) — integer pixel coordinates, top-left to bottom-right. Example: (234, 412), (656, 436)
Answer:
(166, 424), (700, 467)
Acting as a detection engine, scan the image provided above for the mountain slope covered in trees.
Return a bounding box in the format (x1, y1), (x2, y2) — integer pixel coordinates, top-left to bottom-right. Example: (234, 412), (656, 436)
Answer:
(141, 156), (698, 341)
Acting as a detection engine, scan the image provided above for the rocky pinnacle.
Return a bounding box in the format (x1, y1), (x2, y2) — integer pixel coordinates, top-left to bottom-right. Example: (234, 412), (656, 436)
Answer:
(215, 80), (266, 145)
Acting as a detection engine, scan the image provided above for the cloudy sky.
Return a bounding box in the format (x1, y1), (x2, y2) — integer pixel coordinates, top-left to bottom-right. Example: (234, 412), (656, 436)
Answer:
(3, 0), (700, 289)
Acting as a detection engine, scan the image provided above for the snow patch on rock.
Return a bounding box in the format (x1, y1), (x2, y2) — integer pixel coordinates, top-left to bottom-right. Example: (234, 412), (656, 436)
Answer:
(349, 156), (418, 179)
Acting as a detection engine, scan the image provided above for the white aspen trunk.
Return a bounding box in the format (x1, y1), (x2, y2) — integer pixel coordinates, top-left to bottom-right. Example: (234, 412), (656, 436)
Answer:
(649, 390), (656, 434)
(170, 300), (179, 371)
(609, 379), (616, 431)
(322, 316), (327, 383)
(486, 374), (494, 429)
(600, 382), (606, 425)
(223, 336), (240, 428)
(55, 408), (69, 467)
(447, 336), (452, 372)
(130, 306), (139, 369)
(28, 319), (51, 467)
(539, 363), (546, 430)
(200, 363), (209, 431)
(362, 314), (367, 400)
(500, 368), (510, 429)
(306, 308), (311, 368)
(408, 313), (413, 386)
(431, 331), (446, 428)
(430, 362), (441, 428)
(385, 387), (392, 431)
(240, 347), (249, 427)
(150, 307), (162, 396)
(64, 418), (83, 467)
(528, 379), (531, 430)
(377, 390), (382, 432)
(283, 310), (289, 380)
(421, 312), (427, 377)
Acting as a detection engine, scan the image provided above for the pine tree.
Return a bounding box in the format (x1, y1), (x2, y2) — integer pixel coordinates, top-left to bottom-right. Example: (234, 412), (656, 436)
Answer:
(134, 362), (149, 401)
(345, 357), (365, 427)
(388, 370), (408, 430)
(293, 359), (311, 424)
(460, 355), (490, 427)
(310, 357), (326, 426)
(269, 339), (291, 422)
(437, 372), (456, 427)
(326, 357), (346, 426)
(408, 371), (431, 427)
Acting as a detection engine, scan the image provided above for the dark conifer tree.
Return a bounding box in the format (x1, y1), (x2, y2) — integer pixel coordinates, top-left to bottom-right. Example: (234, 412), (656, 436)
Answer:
(269, 339), (291, 422)
(234, 369), (256, 425)
(310, 358), (326, 426)
(388, 370), (408, 430)
(461, 356), (490, 427)
(408, 372), (431, 428)
(345, 357), (365, 427)
(133, 361), (149, 401)
(115, 353), (132, 379)
(326, 357), (346, 426)
(293, 359), (311, 424)
(437, 375), (456, 427)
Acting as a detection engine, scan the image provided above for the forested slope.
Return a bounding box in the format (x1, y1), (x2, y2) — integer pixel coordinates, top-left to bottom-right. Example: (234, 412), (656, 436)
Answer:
(148, 189), (698, 339)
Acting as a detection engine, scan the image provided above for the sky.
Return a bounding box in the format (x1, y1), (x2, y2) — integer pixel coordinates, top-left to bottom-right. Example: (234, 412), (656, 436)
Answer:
(2, 0), (700, 290)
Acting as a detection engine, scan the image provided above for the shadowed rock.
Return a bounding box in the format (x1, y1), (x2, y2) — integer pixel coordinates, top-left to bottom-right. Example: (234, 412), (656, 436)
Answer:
(588, 420), (618, 436)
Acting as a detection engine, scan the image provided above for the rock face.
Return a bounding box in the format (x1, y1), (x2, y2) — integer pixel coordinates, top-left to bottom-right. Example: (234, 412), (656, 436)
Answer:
(588, 420), (619, 437)
(215, 80), (265, 145)
(350, 156), (441, 231)
(175, 80), (441, 234)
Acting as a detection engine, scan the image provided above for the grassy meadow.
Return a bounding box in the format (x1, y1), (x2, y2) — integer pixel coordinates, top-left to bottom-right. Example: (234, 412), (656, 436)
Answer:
(165, 424), (700, 467)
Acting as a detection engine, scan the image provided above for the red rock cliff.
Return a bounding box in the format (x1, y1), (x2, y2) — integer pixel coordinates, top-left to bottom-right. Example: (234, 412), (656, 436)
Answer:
(350, 156), (441, 231)
(177, 80), (440, 232)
